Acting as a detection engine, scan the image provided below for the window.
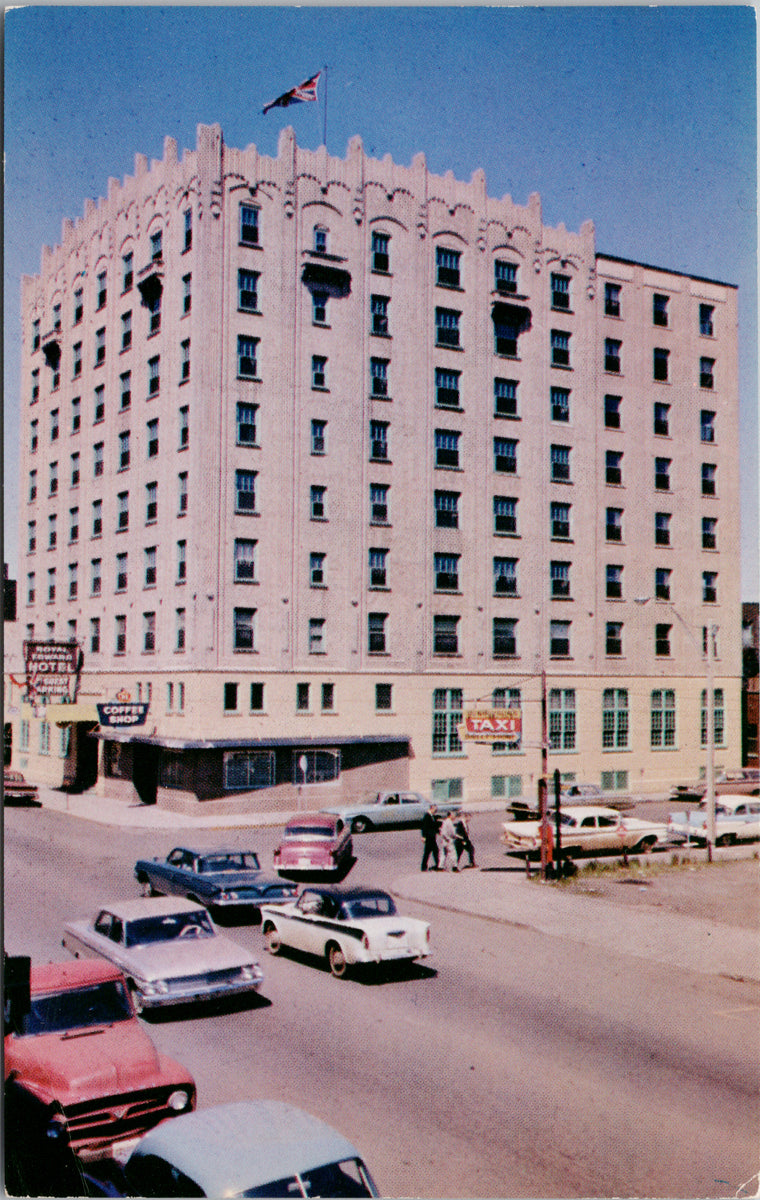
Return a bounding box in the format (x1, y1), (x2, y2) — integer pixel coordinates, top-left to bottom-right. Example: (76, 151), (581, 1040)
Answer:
(311, 355), (327, 389)
(699, 304), (714, 337)
(551, 273), (570, 309)
(604, 338), (621, 374)
(606, 621), (623, 656)
(310, 552), (326, 587)
(240, 204), (259, 246)
(369, 548), (387, 588)
(376, 682), (393, 711)
(183, 207), (192, 252)
(72, 288), (83, 325)
(94, 327), (106, 367)
(606, 564), (623, 599)
(313, 225), (328, 254)
(67, 562), (78, 601)
(605, 450), (623, 486)
(652, 401), (670, 437)
(303, 483), (327, 525)
(142, 546), (156, 588)
(238, 268), (259, 311)
(655, 511), (671, 546)
(368, 612), (387, 654)
(308, 617), (325, 654)
(370, 483), (389, 524)
(234, 538), (257, 582)
(69, 397), (81, 435)
(551, 330), (570, 367)
(29, 470), (37, 502)
(312, 291), (328, 325)
(494, 260), (518, 294)
(700, 357), (715, 389)
(606, 507), (623, 542)
(121, 252), (133, 292)
(433, 615), (459, 655)
(27, 521), (36, 553)
(175, 609), (186, 652)
(224, 682), (239, 712)
(231, 403), (257, 450)
(494, 378), (518, 418)
(435, 429), (460, 469)
(494, 557), (517, 595)
(370, 420), (389, 461)
(432, 688), (463, 754)
(31, 369), (40, 403)
(176, 540), (186, 582)
(142, 481), (157, 525)
(703, 571), (718, 604)
(70, 453), (80, 488)
(701, 688), (725, 747)
(436, 308), (460, 347)
(370, 357), (389, 397)
(118, 431), (130, 471)
(145, 418), (158, 458)
(655, 457), (671, 491)
(651, 689), (676, 747)
(295, 682), (310, 711)
(115, 614), (126, 655)
(371, 231), (390, 273)
(49, 461), (58, 496)
(653, 347), (669, 382)
(494, 316), (519, 357)
(49, 409), (59, 444)
(182, 274), (192, 315)
(548, 501), (570, 541)
(434, 553), (459, 591)
(116, 491), (129, 531)
(48, 514), (57, 549)
(91, 558), (102, 596)
(26, 573), (35, 605)
(150, 230), (163, 261)
(178, 471), (188, 515)
(238, 336), (258, 378)
(702, 462), (716, 496)
(94, 385), (105, 423)
(311, 419), (326, 455)
(550, 444), (571, 482)
(73, 343), (82, 378)
(321, 682), (334, 711)
(494, 494), (517, 535)
(236, 469), (257, 512)
(293, 749), (341, 784)
(549, 688), (576, 750)
(120, 371), (131, 411)
(702, 516), (717, 550)
(655, 623), (671, 657)
(234, 607), (256, 651)
(494, 437), (517, 474)
(115, 552), (128, 592)
(435, 489), (460, 529)
(91, 499), (102, 537)
(371, 295), (389, 335)
(148, 355), (160, 396)
(653, 293), (669, 326)
(550, 620), (571, 657)
(40, 722), (51, 756)
(436, 247), (461, 288)
(700, 410), (716, 443)
(603, 689), (629, 749)
(250, 682), (263, 710)
(180, 341), (190, 382)
(435, 368), (461, 408)
(604, 282), (621, 317)
(655, 567), (671, 600)
(551, 387), (570, 422)
(121, 311), (132, 351)
(550, 561), (571, 598)
(603, 394), (621, 430)
(90, 616), (101, 653)
(492, 617), (517, 658)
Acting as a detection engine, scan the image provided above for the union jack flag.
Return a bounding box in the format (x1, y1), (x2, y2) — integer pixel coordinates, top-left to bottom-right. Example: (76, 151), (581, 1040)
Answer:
(263, 72), (321, 116)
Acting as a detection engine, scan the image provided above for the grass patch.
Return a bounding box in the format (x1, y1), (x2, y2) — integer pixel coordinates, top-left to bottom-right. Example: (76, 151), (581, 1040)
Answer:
(531, 849), (758, 889)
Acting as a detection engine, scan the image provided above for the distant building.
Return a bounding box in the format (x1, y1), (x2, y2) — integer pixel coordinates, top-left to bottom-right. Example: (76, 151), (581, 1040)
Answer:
(742, 602), (759, 768)
(7, 124), (742, 809)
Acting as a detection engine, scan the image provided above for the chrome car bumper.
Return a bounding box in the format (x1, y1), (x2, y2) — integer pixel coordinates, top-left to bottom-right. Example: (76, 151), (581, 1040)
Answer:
(136, 968), (264, 1009)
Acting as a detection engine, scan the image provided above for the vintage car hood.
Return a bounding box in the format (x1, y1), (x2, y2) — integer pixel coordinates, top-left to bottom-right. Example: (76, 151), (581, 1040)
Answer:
(5, 1021), (164, 1105)
(122, 936), (254, 982)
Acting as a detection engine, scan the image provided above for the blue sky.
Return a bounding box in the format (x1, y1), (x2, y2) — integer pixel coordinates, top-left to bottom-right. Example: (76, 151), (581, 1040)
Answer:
(4, 4), (757, 598)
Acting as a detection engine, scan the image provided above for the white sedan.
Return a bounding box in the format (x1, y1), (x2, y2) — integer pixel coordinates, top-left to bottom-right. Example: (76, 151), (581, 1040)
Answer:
(261, 887), (430, 978)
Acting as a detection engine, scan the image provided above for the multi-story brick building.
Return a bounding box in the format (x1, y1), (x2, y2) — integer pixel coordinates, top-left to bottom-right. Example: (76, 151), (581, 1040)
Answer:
(8, 123), (742, 811)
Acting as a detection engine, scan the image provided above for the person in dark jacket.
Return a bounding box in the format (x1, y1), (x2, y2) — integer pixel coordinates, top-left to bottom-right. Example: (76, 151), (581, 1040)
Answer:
(454, 810), (476, 868)
(420, 804), (440, 871)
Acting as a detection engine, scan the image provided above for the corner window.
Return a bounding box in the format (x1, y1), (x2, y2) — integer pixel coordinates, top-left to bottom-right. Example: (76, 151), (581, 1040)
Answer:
(604, 283), (621, 317)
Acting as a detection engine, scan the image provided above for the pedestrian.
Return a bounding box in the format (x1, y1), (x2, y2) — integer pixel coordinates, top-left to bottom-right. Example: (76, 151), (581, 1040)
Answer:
(454, 810), (476, 869)
(439, 810), (458, 871)
(420, 803), (440, 871)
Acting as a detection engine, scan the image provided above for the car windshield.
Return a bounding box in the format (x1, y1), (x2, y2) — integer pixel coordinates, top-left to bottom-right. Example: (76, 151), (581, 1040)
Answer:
(340, 894), (396, 920)
(125, 910), (215, 946)
(199, 853), (260, 873)
(18, 980), (133, 1035)
(284, 826), (334, 840)
(239, 1157), (376, 1197)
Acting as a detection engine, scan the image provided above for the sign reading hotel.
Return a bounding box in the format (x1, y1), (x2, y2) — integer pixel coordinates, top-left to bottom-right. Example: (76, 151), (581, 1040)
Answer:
(459, 708), (522, 745)
(23, 640), (82, 705)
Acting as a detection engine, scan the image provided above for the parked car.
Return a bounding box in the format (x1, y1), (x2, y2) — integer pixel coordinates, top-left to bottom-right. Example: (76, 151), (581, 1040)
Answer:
(273, 812), (353, 877)
(506, 782), (633, 820)
(3, 769), (40, 805)
(323, 790), (462, 833)
(62, 897), (264, 1013)
(4, 958), (195, 1181)
(668, 795), (760, 846)
(121, 1100), (380, 1197)
(669, 769), (760, 802)
(262, 885), (430, 978)
(134, 847), (297, 922)
(501, 806), (669, 859)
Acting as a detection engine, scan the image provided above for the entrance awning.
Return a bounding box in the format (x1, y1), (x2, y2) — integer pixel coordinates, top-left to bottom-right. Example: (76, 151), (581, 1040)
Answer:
(21, 702), (99, 724)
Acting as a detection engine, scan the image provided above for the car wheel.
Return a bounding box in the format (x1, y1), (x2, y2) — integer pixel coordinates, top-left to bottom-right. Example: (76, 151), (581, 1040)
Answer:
(351, 817), (371, 834)
(634, 837), (656, 854)
(327, 943), (348, 978)
(264, 924), (282, 955)
(717, 832), (737, 847)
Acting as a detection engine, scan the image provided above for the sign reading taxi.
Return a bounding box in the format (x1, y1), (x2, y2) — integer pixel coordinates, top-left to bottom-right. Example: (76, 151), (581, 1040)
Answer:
(459, 708), (522, 745)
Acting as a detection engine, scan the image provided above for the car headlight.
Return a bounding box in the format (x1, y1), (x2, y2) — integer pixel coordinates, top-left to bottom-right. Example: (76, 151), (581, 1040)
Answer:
(240, 964), (259, 981)
(46, 1113), (68, 1141)
(167, 1090), (192, 1112)
(142, 980), (169, 995)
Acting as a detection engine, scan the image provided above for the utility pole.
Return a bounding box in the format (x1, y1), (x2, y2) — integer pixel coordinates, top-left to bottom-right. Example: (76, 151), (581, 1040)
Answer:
(539, 668), (549, 880)
(705, 624), (717, 861)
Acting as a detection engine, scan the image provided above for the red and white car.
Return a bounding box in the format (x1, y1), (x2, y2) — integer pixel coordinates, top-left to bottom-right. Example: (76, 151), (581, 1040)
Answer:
(273, 813), (353, 878)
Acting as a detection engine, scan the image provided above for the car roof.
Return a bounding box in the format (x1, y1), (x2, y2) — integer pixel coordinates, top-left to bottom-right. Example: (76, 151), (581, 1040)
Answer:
(128, 1101), (362, 1192)
(285, 812), (339, 828)
(95, 896), (206, 922)
(300, 886), (391, 902)
(30, 959), (125, 994)
(170, 847), (259, 857)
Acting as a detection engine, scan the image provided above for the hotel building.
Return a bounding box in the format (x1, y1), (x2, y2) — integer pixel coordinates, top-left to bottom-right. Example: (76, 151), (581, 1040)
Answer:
(8, 123), (741, 811)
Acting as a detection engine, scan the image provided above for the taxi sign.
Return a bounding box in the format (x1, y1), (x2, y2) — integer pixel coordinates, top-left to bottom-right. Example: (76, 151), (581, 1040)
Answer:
(459, 708), (522, 743)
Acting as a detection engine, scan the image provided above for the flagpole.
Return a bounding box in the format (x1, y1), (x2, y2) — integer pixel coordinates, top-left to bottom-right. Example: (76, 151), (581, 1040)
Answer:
(322, 65), (328, 151)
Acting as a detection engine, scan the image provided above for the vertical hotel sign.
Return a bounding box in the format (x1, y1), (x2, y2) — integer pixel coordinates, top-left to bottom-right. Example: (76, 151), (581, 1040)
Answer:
(458, 708), (522, 746)
(23, 641), (82, 705)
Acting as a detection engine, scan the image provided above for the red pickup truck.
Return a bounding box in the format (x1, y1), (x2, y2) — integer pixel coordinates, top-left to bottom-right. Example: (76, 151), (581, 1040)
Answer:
(4, 958), (195, 1189)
